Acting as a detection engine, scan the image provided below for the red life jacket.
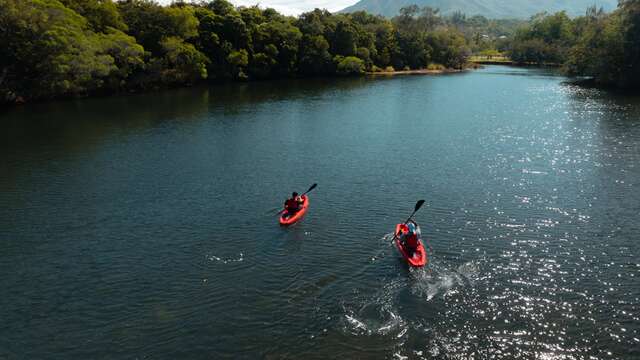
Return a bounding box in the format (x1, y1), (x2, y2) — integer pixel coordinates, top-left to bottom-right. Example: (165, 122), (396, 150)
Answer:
(399, 224), (419, 249)
(406, 233), (419, 249)
(285, 198), (300, 211)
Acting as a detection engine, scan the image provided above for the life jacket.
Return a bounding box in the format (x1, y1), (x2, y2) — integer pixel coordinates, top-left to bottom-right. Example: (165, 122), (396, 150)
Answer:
(285, 198), (300, 211)
(401, 223), (420, 249)
(405, 233), (419, 249)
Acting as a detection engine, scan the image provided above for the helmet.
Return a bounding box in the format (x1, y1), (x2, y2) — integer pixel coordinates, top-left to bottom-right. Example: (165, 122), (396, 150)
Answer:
(292, 192), (299, 197)
(407, 223), (417, 235)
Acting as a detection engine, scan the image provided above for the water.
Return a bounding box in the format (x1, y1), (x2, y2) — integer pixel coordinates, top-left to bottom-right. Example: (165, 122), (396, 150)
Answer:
(1, 66), (639, 359)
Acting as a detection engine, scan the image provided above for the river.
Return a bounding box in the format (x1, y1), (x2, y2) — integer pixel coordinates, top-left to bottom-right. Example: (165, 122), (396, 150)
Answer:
(1, 66), (639, 359)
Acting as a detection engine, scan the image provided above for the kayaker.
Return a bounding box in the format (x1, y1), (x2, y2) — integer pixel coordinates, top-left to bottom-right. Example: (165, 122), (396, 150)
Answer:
(401, 221), (420, 256)
(284, 192), (303, 215)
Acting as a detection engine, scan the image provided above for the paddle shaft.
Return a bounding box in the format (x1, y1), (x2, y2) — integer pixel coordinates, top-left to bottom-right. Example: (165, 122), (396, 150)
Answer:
(391, 200), (426, 243)
(278, 183), (317, 215)
(300, 183), (317, 197)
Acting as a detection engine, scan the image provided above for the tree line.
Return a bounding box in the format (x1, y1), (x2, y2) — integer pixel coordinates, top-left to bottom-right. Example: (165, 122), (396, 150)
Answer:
(506, 0), (640, 88)
(0, 0), (472, 104)
(2, 1), (637, 105)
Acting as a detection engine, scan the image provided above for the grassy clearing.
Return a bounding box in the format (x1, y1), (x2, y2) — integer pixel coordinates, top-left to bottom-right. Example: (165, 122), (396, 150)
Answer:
(469, 55), (513, 63)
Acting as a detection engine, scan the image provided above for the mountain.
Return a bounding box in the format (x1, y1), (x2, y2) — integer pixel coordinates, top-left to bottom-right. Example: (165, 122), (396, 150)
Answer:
(339, 0), (619, 19)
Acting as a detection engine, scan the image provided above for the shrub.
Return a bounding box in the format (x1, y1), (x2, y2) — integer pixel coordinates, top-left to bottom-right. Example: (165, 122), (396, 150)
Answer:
(335, 56), (365, 75)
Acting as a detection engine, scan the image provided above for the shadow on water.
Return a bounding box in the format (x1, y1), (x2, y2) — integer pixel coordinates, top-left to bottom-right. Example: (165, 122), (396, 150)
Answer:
(0, 77), (372, 191)
(1, 77), (371, 153)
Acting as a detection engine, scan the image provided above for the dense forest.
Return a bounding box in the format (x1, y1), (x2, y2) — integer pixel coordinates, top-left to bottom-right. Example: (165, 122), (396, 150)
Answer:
(1, 1), (638, 105)
(0, 0), (473, 104)
(507, 1), (640, 88)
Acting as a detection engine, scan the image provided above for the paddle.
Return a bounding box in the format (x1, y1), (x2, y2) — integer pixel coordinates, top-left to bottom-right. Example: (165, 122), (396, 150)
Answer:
(391, 200), (426, 243)
(278, 183), (318, 215)
(301, 183), (318, 197)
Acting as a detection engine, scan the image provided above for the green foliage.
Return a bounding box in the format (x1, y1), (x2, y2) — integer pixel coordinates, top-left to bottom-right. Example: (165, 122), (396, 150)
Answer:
(0, 0), (116, 99)
(335, 56), (366, 75)
(4, 0), (639, 104)
(59, 0), (127, 32)
(117, 0), (199, 55)
(509, 39), (557, 64)
(479, 49), (502, 57)
(0, 0), (482, 104)
(227, 49), (248, 79)
(98, 28), (145, 89)
(619, 0), (640, 87)
(507, 11), (574, 64)
(331, 19), (359, 56)
(394, 31), (432, 69)
(254, 20), (302, 76)
(427, 63), (446, 70)
(299, 34), (333, 75)
(428, 30), (470, 69)
(505, 3), (640, 88)
(158, 36), (208, 84)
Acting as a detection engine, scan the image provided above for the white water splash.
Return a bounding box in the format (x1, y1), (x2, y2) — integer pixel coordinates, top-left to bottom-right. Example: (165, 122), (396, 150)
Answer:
(345, 314), (367, 331)
(344, 306), (407, 338)
(207, 253), (244, 264)
(411, 261), (479, 301)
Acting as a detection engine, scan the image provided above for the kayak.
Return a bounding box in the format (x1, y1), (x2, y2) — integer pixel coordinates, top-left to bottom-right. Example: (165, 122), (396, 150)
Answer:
(395, 223), (427, 267)
(279, 195), (309, 226)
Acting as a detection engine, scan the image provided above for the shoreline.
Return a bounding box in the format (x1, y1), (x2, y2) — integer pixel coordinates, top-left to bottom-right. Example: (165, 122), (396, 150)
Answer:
(470, 59), (561, 67)
(366, 68), (469, 76)
(1, 68), (472, 107)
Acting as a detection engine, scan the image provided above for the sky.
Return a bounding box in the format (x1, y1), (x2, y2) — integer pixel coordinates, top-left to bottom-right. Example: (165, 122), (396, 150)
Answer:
(158, 1), (359, 16)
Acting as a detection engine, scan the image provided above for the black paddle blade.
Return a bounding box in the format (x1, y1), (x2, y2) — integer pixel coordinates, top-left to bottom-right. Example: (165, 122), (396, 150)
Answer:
(414, 200), (426, 212)
(306, 183), (317, 193)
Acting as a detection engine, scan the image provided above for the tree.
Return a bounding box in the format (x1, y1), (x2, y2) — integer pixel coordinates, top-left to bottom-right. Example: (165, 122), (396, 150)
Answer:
(507, 11), (574, 64)
(371, 21), (397, 67)
(0, 0), (117, 99)
(227, 49), (248, 79)
(253, 19), (302, 76)
(99, 28), (145, 90)
(157, 36), (209, 84)
(117, 0), (199, 55)
(395, 31), (431, 69)
(2, 0), (515, 103)
(331, 19), (358, 56)
(335, 56), (365, 75)
(427, 30), (470, 69)
(299, 35), (332, 75)
(296, 9), (330, 36)
(619, 0), (640, 87)
(59, 0), (127, 32)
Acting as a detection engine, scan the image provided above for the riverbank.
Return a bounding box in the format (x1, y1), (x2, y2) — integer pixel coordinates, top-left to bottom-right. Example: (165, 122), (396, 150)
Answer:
(469, 55), (513, 65)
(469, 55), (561, 67)
(1, 67), (476, 108)
(367, 68), (468, 76)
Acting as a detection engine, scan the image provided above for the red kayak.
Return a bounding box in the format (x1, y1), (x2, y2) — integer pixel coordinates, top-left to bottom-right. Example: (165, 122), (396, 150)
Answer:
(279, 195), (309, 226)
(395, 224), (427, 267)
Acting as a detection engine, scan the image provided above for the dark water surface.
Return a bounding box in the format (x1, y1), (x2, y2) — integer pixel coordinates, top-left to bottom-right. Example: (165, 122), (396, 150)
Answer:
(1, 66), (639, 359)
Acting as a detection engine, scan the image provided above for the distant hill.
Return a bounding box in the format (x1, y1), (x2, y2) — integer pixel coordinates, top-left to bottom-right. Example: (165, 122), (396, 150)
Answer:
(339, 0), (619, 19)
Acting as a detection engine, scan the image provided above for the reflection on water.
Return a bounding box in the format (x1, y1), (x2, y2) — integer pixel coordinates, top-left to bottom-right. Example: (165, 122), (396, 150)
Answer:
(1, 66), (639, 359)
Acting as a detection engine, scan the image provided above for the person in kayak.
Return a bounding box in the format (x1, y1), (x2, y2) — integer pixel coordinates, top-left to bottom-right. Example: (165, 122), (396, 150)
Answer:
(400, 220), (420, 256)
(283, 192), (303, 217)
